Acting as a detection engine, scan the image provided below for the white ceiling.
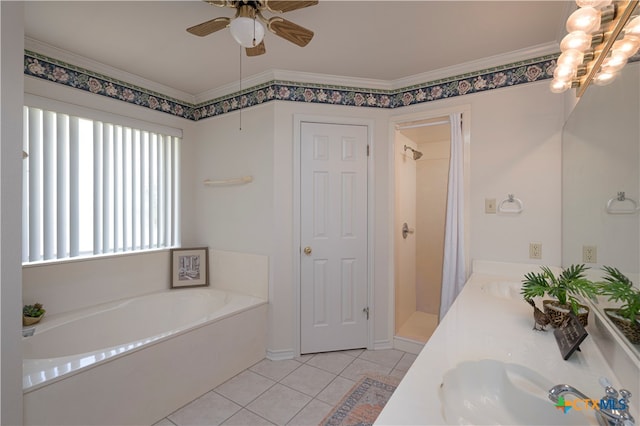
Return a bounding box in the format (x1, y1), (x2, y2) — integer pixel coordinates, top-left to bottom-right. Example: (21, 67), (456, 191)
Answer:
(24, 1), (569, 98)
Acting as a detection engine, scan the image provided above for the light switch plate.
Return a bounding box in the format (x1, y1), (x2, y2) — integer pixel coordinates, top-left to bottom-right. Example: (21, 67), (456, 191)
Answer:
(485, 198), (496, 214)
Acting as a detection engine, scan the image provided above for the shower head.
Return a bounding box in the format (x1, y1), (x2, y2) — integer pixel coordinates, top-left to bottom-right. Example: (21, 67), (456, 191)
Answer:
(403, 145), (423, 160)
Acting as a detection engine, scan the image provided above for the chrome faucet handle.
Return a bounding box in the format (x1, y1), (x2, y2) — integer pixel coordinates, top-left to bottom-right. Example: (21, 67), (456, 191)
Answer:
(619, 390), (633, 422)
(620, 389), (632, 403)
(600, 377), (619, 399)
(598, 378), (635, 426)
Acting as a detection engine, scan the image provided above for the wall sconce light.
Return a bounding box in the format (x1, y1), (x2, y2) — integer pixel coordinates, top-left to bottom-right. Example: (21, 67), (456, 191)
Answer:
(551, 0), (639, 96)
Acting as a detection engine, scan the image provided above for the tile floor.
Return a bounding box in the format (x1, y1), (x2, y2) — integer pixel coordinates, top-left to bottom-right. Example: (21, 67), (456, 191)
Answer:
(153, 348), (416, 426)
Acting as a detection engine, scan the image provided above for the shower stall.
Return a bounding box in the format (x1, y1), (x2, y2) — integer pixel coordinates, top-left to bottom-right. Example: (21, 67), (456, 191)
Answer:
(394, 118), (451, 344)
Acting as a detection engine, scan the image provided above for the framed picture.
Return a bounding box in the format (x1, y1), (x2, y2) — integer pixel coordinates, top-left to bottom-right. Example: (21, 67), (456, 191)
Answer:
(170, 247), (209, 288)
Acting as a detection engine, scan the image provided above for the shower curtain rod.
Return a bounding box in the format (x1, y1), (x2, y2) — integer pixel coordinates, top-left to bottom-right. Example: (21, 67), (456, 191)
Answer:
(395, 119), (450, 130)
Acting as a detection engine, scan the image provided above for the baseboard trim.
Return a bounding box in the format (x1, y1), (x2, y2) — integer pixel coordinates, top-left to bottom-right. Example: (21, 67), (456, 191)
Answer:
(373, 339), (393, 351)
(266, 349), (295, 361)
(393, 336), (425, 355)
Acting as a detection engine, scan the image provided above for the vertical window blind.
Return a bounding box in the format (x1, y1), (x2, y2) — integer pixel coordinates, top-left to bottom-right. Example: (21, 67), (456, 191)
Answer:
(23, 104), (181, 263)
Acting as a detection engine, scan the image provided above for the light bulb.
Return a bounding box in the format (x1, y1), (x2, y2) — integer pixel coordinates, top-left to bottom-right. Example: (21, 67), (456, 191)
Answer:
(624, 16), (640, 37)
(575, 0), (599, 7)
(601, 50), (628, 72)
(229, 17), (265, 48)
(554, 63), (577, 81)
(566, 7), (602, 34)
(550, 79), (571, 93)
(612, 36), (640, 58)
(557, 49), (585, 67)
(560, 31), (592, 52)
(576, 0), (612, 6)
(593, 70), (617, 86)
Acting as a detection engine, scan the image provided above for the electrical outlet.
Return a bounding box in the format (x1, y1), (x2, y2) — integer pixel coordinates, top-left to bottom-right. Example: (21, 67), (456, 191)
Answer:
(583, 245), (597, 263)
(529, 243), (542, 259)
(485, 198), (496, 214)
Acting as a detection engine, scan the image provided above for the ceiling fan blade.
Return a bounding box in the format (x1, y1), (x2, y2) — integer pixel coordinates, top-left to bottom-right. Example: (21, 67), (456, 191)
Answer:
(265, 1), (318, 13)
(267, 17), (314, 47)
(186, 17), (231, 37)
(246, 40), (266, 56)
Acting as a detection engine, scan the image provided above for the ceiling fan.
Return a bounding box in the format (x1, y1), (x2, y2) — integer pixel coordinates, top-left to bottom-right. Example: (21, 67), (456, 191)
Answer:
(187, 0), (318, 56)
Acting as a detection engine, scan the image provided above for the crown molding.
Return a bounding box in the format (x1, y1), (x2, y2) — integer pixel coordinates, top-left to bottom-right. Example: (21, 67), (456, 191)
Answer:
(25, 37), (197, 104)
(27, 36), (560, 106)
(24, 40), (560, 121)
(194, 69), (278, 104)
(390, 42), (560, 90)
(194, 68), (394, 103)
(196, 42), (560, 102)
(270, 69), (394, 91)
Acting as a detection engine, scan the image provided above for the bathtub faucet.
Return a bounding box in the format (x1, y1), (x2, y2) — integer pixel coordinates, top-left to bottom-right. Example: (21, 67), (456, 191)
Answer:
(548, 379), (634, 426)
(22, 326), (35, 337)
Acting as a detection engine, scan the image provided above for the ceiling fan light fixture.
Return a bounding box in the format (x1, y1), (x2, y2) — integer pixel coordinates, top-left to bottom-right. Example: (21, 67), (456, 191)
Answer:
(229, 16), (265, 48)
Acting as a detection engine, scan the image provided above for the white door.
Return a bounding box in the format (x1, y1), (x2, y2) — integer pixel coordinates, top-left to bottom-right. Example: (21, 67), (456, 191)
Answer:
(300, 121), (369, 354)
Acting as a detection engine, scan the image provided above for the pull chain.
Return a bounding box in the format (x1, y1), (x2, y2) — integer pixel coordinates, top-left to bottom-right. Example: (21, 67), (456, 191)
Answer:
(238, 45), (242, 131)
(253, 16), (257, 47)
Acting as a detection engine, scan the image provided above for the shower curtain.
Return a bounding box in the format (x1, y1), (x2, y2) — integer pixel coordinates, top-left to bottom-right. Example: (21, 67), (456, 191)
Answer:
(439, 112), (466, 321)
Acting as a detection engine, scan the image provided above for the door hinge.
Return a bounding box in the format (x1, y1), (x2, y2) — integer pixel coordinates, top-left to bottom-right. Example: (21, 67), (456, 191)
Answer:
(366, 145), (370, 156)
(363, 306), (370, 320)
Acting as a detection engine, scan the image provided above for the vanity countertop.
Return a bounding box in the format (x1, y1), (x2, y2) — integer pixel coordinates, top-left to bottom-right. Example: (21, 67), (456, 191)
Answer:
(376, 260), (638, 425)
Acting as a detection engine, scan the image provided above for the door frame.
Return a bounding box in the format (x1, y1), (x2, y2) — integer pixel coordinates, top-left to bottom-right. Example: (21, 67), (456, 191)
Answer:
(293, 114), (375, 356)
(388, 105), (472, 350)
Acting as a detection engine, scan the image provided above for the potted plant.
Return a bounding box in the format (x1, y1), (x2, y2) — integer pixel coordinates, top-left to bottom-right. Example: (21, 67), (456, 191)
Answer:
(597, 266), (640, 345)
(23, 302), (45, 326)
(521, 264), (597, 327)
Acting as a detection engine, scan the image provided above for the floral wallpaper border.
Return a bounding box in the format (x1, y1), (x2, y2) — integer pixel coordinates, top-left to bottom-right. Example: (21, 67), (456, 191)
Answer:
(25, 49), (559, 121)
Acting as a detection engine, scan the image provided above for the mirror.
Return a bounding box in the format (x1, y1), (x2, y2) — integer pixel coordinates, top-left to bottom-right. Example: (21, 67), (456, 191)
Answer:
(562, 61), (640, 359)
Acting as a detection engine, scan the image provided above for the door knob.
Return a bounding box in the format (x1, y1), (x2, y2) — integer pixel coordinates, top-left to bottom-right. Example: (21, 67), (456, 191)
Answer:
(402, 222), (414, 239)
(303, 246), (312, 255)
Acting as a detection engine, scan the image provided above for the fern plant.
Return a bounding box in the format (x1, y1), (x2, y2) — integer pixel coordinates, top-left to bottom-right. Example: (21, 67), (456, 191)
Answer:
(521, 264), (597, 315)
(597, 266), (640, 322)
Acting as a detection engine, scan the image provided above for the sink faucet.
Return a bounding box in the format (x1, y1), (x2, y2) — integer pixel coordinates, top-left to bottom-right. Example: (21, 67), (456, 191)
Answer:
(22, 326), (35, 337)
(548, 378), (634, 426)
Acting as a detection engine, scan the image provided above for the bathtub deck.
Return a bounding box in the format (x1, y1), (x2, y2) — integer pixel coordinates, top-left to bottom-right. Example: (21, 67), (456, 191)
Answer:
(154, 348), (415, 426)
(24, 301), (268, 426)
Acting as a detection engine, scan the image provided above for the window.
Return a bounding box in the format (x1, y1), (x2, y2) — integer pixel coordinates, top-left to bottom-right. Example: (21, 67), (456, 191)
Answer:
(23, 100), (181, 263)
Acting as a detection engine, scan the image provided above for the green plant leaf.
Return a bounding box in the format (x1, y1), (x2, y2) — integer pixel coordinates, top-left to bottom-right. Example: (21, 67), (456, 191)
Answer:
(520, 264), (596, 309)
(597, 266), (640, 321)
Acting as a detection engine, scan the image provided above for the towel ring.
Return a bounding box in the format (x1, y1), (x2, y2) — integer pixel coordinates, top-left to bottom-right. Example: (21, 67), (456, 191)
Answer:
(606, 191), (639, 214)
(498, 194), (523, 214)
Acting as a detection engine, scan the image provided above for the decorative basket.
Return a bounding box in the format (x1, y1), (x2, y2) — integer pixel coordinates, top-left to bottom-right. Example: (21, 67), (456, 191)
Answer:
(23, 314), (44, 326)
(604, 308), (640, 345)
(543, 300), (589, 328)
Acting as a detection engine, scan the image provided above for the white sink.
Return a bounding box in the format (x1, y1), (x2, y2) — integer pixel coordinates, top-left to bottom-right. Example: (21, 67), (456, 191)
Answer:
(479, 281), (522, 299)
(439, 359), (597, 425)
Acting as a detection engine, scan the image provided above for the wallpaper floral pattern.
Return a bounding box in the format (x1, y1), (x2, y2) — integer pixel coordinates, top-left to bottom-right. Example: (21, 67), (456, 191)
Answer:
(25, 49), (559, 121)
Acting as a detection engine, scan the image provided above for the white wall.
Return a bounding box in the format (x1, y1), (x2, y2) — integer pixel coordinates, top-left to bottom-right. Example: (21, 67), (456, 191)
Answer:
(20, 73), (565, 359)
(200, 83), (563, 356)
(394, 133), (417, 332)
(1, 4), (25, 424)
(395, 81), (564, 269)
(187, 105), (274, 253)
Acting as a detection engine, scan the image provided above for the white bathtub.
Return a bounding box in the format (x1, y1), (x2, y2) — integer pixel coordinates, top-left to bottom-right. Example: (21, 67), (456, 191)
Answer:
(23, 287), (268, 425)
